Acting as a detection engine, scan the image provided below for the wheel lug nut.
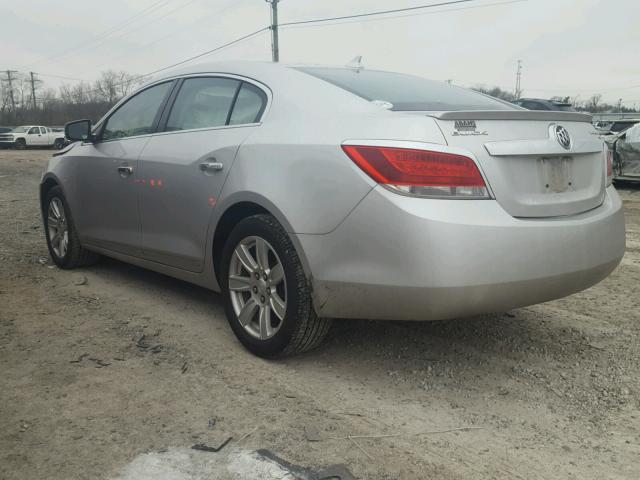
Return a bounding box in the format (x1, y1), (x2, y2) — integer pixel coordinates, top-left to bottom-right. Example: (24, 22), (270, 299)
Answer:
(254, 272), (260, 279)
(263, 273), (268, 281)
(252, 286), (258, 293)
(260, 296), (265, 303)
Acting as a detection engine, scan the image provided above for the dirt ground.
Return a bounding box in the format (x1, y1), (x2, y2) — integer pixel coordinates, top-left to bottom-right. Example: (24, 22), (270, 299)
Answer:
(1, 148), (639, 480)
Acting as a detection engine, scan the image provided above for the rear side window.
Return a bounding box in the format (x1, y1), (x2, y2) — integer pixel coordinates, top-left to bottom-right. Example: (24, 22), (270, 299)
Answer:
(103, 81), (172, 140)
(296, 67), (514, 112)
(167, 77), (240, 131)
(229, 83), (267, 125)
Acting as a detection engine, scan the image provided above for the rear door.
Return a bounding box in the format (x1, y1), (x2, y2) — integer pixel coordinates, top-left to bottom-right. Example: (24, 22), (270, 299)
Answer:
(433, 111), (606, 217)
(138, 76), (268, 271)
(72, 80), (174, 255)
(617, 124), (640, 178)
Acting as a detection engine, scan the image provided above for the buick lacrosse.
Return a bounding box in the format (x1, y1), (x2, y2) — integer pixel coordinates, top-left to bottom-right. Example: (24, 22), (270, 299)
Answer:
(41, 61), (625, 357)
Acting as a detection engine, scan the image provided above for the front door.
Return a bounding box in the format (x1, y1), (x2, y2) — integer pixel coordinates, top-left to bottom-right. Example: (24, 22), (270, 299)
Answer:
(27, 126), (46, 146)
(138, 77), (268, 271)
(71, 80), (174, 255)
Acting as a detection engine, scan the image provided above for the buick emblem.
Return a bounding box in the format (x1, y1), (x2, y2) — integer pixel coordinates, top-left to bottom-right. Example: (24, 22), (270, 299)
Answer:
(552, 124), (571, 150)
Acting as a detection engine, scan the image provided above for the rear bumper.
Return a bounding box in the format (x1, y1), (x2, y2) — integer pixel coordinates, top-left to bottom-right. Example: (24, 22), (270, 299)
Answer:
(297, 186), (625, 320)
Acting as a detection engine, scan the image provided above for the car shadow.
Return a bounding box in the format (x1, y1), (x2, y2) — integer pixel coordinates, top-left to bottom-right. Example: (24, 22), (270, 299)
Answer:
(83, 256), (590, 387)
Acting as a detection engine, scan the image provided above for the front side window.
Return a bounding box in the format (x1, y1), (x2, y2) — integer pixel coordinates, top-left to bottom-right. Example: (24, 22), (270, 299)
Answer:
(229, 83), (267, 125)
(102, 81), (172, 141)
(28, 127), (39, 134)
(166, 77), (240, 131)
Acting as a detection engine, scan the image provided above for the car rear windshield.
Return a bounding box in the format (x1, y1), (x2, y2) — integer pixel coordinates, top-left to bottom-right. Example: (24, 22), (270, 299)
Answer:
(295, 67), (515, 112)
(611, 121), (638, 133)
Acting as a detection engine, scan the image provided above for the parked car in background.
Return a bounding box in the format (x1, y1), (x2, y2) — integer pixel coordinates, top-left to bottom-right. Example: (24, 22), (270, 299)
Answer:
(0, 126), (13, 147)
(606, 119), (640, 134)
(0, 126), (66, 150)
(607, 122), (640, 181)
(513, 98), (576, 111)
(41, 61), (625, 357)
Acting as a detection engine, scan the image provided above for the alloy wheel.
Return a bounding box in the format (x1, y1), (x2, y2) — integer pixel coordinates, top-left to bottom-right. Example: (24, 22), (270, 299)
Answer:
(47, 197), (69, 258)
(228, 235), (287, 340)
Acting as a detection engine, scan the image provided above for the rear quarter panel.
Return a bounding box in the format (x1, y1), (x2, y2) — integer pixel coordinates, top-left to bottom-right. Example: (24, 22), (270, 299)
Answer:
(222, 114), (447, 235)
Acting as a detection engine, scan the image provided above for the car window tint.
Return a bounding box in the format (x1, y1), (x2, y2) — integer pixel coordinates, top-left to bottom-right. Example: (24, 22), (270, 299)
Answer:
(229, 83), (267, 125)
(296, 67), (514, 112)
(166, 77), (240, 131)
(28, 127), (39, 134)
(103, 82), (172, 141)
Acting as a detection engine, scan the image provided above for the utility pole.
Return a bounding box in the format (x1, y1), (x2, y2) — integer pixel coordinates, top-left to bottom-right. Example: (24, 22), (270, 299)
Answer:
(617, 98), (623, 112)
(514, 60), (522, 100)
(4, 70), (18, 111)
(29, 72), (38, 110)
(266, 0), (280, 62)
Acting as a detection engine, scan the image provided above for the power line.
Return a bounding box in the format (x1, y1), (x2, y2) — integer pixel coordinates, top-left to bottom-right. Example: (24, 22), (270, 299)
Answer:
(21, 0), (175, 68)
(103, 0), (248, 66)
(278, 0), (478, 27)
(58, 27), (270, 97)
(33, 72), (90, 82)
(141, 27), (270, 78)
(91, 0), (200, 48)
(278, 0), (525, 30)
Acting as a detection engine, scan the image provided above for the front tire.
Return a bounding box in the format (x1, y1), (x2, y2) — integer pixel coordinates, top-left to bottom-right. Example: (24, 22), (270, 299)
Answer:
(220, 214), (331, 357)
(15, 138), (26, 150)
(44, 186), (99, 269)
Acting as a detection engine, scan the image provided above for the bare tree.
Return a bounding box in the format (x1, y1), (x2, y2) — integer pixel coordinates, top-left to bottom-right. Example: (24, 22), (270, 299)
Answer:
(587, 94), (602, 112)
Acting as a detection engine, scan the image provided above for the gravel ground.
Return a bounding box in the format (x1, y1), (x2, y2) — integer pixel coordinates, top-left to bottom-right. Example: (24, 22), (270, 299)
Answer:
(1, 149), (639, 480)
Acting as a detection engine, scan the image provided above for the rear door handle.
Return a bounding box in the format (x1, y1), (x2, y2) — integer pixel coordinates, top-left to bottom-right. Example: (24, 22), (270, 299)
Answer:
(200, 161), (224, 173)
(118, 165), (134, 177)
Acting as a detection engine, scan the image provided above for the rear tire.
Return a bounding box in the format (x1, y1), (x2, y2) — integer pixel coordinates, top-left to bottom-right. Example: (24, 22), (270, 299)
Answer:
(44, 186), (99, 269)
(15, 138), (26, 150)
(220, 214), (331, 357)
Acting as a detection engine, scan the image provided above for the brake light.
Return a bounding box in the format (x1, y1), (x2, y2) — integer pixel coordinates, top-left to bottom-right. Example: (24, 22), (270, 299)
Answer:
(605, 148), (613, 187)
(342, 145), (489, 198)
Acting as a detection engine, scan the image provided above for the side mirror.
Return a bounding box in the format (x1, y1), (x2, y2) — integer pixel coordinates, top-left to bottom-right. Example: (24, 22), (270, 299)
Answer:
(65, 119), (93, 142)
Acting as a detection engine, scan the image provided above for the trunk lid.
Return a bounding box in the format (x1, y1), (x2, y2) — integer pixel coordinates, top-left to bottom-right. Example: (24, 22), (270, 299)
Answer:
(431, 111), (605, 218)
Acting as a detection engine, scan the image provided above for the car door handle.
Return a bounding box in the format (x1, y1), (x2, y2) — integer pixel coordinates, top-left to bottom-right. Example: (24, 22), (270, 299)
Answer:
(118, 166), (134, 177)
(199, 161), (224, 173)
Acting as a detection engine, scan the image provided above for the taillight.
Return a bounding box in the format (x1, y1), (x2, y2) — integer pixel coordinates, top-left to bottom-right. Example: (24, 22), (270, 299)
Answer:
(342, 145), (489, 198)
(605, 147), (613, 187)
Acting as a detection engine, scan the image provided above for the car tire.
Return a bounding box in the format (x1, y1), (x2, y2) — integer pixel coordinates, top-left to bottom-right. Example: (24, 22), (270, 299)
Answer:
(53, 139), (65, 150)
(220, 214), (331, 358)
(44, 186), (99, 269)
(15, 138), (26, 150)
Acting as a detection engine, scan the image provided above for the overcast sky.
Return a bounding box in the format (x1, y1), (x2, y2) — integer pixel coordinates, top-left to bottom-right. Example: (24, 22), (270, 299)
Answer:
(1, 0), (638, 105)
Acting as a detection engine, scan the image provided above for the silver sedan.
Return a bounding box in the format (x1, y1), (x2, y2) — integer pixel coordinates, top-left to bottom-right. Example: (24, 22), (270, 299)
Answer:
(41, 61), (625, 357)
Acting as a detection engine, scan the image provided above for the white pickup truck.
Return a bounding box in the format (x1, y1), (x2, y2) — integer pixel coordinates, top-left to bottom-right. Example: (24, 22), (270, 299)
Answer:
(0, 126), (66, 150)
